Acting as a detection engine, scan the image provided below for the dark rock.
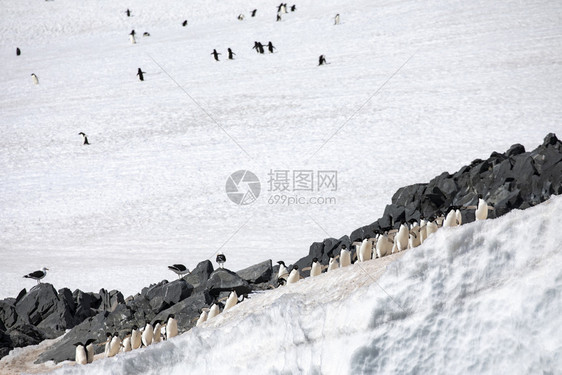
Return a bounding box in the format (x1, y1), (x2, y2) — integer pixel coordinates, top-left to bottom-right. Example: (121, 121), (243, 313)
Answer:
(543, 132), (559, 146)
(73, 290), (100, 321)
(58, 288), (75, 315)
(154, 293), (212, 333)
(183, 260), (214, 292)
(8, 323), (45, 348)
(236, 260), (272, 284)
(0, 300), (17, 329)
(15, 284), (59, 327)
(506, 143), (525, 157)
(206, 269), (252, 298)
(99, 289), (125, 313)
(15, 289), (26, 304)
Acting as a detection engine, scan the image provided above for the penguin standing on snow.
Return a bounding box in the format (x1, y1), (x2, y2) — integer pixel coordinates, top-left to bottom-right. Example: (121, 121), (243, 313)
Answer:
(318, 55), (328, 66)
(286, 265), (301, 284)
(251, 9), (257, 17)
(267, 41), (276, 53)
(126, 9), (131, 17)
(182, 20), (188, 27)
(339, 245), (351, 267)
(227, 48), (236, 60)
(108, 332), (121, 357)
(277, 260), (289, 282)
(78, 132), (90, 145)
(166, 314), (178, 339)
(310, 258), (322, 277)
(472, 194), (495, 220)
(196, 309), (208, 326)
(16, 47), (21, 56)
(276, 13), (282, 22)
(216, 252), (226, 268)
(122, 336), (132, 352)
(31, 73), (39, 85)
(85, 338), (95, 363)
(208, 303), (221, 319)
(141, 322), (154, 347)
(152, 320), (163, 343)
(211, 49), (221, 61)
(291, 5), (296, 12)
(74, 342), (88, 365)
(334, 14), (340, 25)
(129, 30), (136, 44)
(131, 325), (142, 350)
(224, 290), (238, 311)
(327, 253), (339, 271)
(238, 14), (245, 21)
(103, 332), (112, 357)
(137, 68), (145, 81)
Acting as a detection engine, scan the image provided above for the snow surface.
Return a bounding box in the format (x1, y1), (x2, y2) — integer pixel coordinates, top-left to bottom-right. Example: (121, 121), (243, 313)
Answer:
(1, 0), (561, 300)
(37, 194), (560, 374)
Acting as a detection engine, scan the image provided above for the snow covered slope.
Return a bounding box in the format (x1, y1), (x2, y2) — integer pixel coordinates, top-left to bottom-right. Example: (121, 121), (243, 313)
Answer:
(39, 195), (560, 374)
(1, 0), (562, 298)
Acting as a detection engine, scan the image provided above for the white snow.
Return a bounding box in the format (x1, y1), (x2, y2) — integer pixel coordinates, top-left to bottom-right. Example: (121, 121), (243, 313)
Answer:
(43, 194), (561, 374)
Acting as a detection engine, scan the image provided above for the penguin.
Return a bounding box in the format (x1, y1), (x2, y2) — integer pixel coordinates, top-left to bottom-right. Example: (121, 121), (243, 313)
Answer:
(435, 210), (445, 227)
(327, 253), (339, 271)
(474, 194), (495, 220)
(216, 251), (226, 268)
(277, 260), (289, 281)
(443, 207), (458, 227)
(108, 332), (121, 357)
(141, 322), (154, 347)
(131, 325), (142, 350)
(211, 49), (221, 61)
(310, 258), (322, 277)
(85, 338), (96, 363)
(196, 309), (208, 326)
(153, 321), (162, 343)
(286, 265), (301, 284)
(238, 14), (244, 21)
(166, 314), (178, 339)
(122, 336), (132, 352)
(103, 332), (112, 357)
(16, 47), (21, 56)
(358, 238), (372, 262)
(137, 68), (145, 81)
(31, 73), (39, 85)
(276, 13), (282, 22)
(129, 32), (136, 44)
(455, 207), (463, 226)
(419, 216), (427, 244)
(426, 216), (438, 237)
(339, 245), (351, 267)
(143, 32), (150, 37)
(291, 5), (296, 12)
(130, 29), (136, 37)
(208, 303), (220, 319)
(267, 41), (276, 53)
(74, 342), (88, 365)
(377, 229), (394, 258)
(125, 9), (131, 17)
(409, 220), (421, 248)
(224, 290), (238, 311)
(78, 132), (90, 145)
(182, 20), (188, 27)
(251, 9), (257, 17)
(318, 55), (327, 66)
(393, 222), (409, 252)
(334, 14), (340, 25)
(227, 48), (236, 60)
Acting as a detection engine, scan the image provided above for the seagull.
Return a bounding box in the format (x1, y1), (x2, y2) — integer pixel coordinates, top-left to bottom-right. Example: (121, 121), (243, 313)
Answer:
(23, 267), (48, 284)
(168, 264), (190, 279)
(216, 252), (226, 268)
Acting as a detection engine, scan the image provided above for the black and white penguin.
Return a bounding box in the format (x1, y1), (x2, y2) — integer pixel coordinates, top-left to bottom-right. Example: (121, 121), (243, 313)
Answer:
(409, 219), (421, 249)
(108, 332), (121, 357)
(129, 30), (136, 44)
(78, 132), (90, 145)
(74, 342), (87, 365)
(131, 325), (142, 350)
(16, 47), (21, 56)
(216, 252), (226, 268)
(168, 264), (190, 279)
(358, 238), (373, 262)
(393, 222), (409, 252)
(238, 14), (244, 21)
(182, 20), (188, 27)
(310, 258), (322, 277)
(103, 332), (112, 357)
(227, 48), (236, 60)
(426, 216), (438, 237)
(137, 68), (145, 81)
(334, 13), (340, 25)
(223, 290), (238, 311)
(152, 320), (162, 343)
(166, 314), (178, 339)
(208, 303), (221, 319)
(419, 215), (427, 244)
(85, 338), (96, 363)
(277, 260), (289, 281)
(267, 41), (276, 53)
(196, 308), (208, 326)
(340, 245), (351, 267)
(211, 49), (221, 61)
(251, 9), (257, 17)
(122, 336), (132, 352)
(286, 265), (301, 284)
(474, 194), (495, 220)
(23, 267), (48, 283)
(141, 322), (154, 347)
(443, 206), (458, 228)
(143, 32), (150, 37)
(327, 253), (339, 271)
(291, 5), (296, 12)
(130, 29), (136, 37)
(31, 73), (39, 85)
(276, 13), (282, 22)
(318, 55), (327, 66)
(126, 9), (131, 17)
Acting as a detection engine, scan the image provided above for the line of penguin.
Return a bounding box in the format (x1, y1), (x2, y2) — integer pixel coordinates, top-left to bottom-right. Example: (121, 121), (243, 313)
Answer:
(276, 196), (495, 284)
(19, 4), (341, 87)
